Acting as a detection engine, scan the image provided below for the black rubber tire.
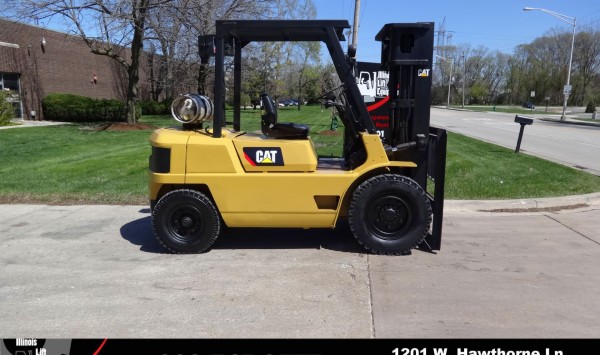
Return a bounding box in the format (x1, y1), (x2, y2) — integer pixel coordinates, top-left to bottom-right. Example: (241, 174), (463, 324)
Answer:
(151, 189), (221, 253)
(348, 174), (432, 255)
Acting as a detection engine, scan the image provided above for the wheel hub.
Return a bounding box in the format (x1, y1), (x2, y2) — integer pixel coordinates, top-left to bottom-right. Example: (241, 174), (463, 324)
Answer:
(180, 216), (194, 228)
(381, 207), (400, 222)
(168, 206), (204, 241)
(366, 195), (413, 239)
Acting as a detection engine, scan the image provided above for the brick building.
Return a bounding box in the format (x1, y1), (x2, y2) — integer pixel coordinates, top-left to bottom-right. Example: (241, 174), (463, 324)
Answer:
(0, 18), (156, 120)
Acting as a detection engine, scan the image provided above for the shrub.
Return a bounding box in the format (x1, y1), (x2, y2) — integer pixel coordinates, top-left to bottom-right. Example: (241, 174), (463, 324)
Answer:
(140, 99), (172, 115)
(585, 101), (596, 113)
(42, 93), (126, 122)
(0, 90), (17, 126)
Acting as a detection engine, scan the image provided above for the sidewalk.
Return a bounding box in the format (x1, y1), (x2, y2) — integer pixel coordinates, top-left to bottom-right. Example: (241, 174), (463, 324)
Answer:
(0, 118), (71, 130)
(538, 116), (600, 128)
(446, 191), (600, 213)
(0, 200), (598, 338)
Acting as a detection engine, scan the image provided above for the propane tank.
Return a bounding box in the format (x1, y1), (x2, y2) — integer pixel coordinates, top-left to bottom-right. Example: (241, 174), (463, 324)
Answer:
(171, 94), (214, 124)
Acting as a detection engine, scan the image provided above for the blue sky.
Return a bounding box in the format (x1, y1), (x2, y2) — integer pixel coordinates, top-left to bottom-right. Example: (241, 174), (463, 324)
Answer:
(5, 0), (599, 61)
(314, 0), (600, 61)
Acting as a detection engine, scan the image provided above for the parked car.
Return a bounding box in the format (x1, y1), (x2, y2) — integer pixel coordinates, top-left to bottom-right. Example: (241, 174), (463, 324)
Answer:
(522, 102), (535, 109)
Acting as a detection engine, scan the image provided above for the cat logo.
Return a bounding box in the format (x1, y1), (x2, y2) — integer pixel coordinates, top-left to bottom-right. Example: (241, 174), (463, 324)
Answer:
(417, 69), (430, 77)
(256, 150), (277, 163)
(243, 147), (285, 166)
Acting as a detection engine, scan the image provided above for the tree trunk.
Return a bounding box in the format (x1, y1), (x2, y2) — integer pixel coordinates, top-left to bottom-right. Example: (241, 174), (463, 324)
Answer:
(126, 56), (141, 124)
(126, 97), (137, 124)
(198, 64), (208, 95)
(125, 0), (149, 125)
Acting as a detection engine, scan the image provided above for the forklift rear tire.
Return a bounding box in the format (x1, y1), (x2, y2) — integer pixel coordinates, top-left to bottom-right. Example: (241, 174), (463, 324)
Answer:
(152, 189), (221, 253)
(349, 174), (432, 255)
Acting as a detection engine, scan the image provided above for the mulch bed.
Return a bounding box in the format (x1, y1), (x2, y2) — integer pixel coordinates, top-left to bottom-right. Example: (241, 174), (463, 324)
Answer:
(95, 122), (157, 131)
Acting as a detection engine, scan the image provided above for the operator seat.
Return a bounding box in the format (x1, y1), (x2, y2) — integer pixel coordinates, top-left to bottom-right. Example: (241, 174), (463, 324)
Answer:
(260, 93), (309, 139)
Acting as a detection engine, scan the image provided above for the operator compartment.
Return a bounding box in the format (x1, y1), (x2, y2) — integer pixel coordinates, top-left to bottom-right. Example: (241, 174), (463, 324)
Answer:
(232, 133), (318, 172)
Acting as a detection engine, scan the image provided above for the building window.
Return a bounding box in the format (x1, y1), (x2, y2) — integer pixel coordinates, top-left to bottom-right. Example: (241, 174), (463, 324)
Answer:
(0, 72), (22, 118)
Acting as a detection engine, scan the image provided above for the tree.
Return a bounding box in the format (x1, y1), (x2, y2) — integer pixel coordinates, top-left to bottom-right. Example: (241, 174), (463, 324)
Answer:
(240, 0), (319, 105)
(175, 0), (276, 96)
(512, 30), (583, 106)
(287, 0), (318, 110)
(14, 0), (167, 124)
(146, 5), (186, 100)
(573, 29), (600, 106)
(0, 90), (17, 126)
(431, 25), (600, 108)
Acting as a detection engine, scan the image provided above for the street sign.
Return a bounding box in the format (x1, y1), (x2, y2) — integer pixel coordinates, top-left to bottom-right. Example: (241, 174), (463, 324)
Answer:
(563, 85), (572, 95)
(530, 91), (535, 97)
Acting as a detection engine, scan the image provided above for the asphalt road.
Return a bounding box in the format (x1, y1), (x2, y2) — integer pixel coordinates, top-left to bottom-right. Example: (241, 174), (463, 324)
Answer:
(1, 202), (599, 338)
(430, 108), (600, 175)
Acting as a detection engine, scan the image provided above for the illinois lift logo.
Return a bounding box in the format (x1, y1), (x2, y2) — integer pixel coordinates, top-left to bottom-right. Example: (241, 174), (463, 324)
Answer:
(243, 147), (284, 166)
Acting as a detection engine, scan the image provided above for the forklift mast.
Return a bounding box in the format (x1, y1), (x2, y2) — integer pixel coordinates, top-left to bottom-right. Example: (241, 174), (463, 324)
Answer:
(375, 23), (446, 250)
(375, 23), (434, 188)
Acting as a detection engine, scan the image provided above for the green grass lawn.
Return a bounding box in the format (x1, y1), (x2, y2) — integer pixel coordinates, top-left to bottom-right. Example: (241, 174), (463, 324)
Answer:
(445, 132), (600, 199)
(1, 105), (599, 204)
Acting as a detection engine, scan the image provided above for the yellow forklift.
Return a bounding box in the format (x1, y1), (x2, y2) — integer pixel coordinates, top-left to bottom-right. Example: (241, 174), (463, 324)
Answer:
(148, 20), (446, 255)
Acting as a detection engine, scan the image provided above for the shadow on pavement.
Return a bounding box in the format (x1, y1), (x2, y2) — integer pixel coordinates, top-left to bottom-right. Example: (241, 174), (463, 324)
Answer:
(119, 216), (165, 254)
(120, 216), (365, 254)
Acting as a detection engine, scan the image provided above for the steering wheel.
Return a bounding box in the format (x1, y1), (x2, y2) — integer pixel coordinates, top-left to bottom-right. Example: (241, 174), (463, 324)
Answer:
(315, 83), (346, 101)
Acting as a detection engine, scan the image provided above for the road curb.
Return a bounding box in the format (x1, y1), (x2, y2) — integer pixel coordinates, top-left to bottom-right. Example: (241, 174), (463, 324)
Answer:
(445, 192), (600, 213)
(3, 192), (600, 214)
(539, 117), (600, 128)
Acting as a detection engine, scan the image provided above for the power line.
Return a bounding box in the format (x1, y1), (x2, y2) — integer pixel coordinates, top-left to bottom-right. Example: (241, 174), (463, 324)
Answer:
(453, 31), (533, 41)
(578, 7), (600, 20)
(578, 16), (600, 28)
(359, 0), (368, 28)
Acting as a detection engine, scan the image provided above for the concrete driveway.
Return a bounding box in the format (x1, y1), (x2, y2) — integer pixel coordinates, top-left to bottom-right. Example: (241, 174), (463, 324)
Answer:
(1, 200), (599, 338)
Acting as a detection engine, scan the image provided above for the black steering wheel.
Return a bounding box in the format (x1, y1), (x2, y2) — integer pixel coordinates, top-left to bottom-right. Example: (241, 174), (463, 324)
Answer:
(315, 83), (346, 102)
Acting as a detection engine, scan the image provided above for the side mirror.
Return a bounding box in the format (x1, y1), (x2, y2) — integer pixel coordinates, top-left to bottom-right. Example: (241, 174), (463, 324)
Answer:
(348, 43), (357, 58)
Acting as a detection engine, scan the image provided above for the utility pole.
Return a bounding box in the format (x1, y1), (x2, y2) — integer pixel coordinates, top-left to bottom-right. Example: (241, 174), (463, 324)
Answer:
(352, 0), (361, 47)
(462, 52), (466, 108)
(436, 55), (453, 109)
(523, 7), (576, 121)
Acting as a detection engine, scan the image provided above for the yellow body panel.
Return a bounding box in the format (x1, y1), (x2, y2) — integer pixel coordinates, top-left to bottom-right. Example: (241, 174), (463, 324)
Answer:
(232, 133), (318, 172)
(187, 131), (244, 174)
(149, 128), (417, 228)
(148, 128), (190, 199)
(150, 128), (190, 175)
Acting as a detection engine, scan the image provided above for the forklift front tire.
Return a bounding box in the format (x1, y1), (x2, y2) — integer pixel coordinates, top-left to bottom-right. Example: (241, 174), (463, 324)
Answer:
(349, 174), (432, 255)
(152, 189), (221, 253)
